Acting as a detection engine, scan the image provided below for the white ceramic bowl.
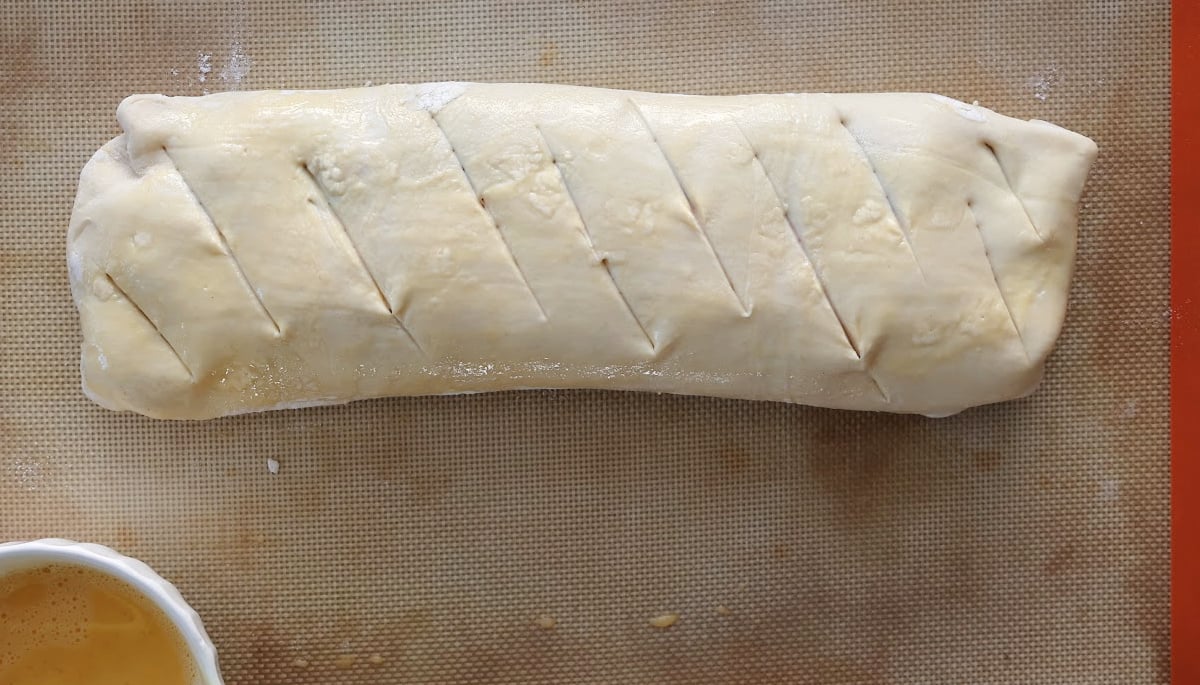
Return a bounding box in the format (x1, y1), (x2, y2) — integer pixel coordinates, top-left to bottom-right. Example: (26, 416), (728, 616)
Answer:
(0, 538), (223, 685)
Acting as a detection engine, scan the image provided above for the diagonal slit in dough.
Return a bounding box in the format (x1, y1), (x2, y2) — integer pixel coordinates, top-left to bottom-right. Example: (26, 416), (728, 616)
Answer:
(733, 121), (889, 402)
(966, 202), (1030, 360)
(427, 112), (548, 321)
(300, 163), (425, 356)
(600, 255), (654, 352)
(535, 125), (657, 353)
(865, 363), (890, 402)
(839, 117), (927, 281)
(160, 147), (282, 336)
(628, 99), (750, 316)
(983, 140), (1045, 242)
(103, 273), (194, 380)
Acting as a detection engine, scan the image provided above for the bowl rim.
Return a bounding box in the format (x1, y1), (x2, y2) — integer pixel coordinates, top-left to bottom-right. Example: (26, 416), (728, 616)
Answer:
(0, 538), (223, 685)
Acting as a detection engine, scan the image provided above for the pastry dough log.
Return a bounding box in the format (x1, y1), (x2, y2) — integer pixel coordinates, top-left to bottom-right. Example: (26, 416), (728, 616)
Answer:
(67, 83), (1097, 420)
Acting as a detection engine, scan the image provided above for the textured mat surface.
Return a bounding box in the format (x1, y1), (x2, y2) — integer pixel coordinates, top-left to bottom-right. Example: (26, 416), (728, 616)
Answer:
(0, 1), (1168, 682)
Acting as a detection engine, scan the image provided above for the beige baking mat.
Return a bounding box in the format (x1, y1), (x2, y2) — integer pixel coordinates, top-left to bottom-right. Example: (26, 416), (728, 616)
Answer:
(0, 1), (1169, 682)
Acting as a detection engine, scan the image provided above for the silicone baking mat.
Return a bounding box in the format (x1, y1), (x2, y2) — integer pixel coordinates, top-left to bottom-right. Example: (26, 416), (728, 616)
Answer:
(0, 1), (1169, 682)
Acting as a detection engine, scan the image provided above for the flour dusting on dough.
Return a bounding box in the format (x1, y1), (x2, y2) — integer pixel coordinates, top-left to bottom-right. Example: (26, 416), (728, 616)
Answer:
(67, 250), (83, 285)
(929, 94), (987, 122)
(408, 82), (467, 113)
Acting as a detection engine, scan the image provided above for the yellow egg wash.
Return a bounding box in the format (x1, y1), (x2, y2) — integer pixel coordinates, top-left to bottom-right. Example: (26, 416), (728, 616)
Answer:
(0, 563), (195, 685)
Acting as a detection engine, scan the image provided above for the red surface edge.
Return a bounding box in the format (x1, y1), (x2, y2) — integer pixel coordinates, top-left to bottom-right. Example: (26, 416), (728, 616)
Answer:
(1174, 1), (1198, 682)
